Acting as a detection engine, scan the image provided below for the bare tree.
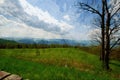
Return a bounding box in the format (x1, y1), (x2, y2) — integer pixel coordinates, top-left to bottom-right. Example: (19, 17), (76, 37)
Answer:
(77, 0), (120, 70)
(91, 16), (120, 66)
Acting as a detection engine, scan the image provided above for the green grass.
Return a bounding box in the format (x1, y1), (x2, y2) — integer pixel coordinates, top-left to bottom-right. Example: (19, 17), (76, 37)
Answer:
(0, 48), (120, 80)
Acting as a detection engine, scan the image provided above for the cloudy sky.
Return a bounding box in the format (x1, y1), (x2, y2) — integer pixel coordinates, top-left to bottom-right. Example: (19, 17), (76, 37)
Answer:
(0, 0), (93, 41)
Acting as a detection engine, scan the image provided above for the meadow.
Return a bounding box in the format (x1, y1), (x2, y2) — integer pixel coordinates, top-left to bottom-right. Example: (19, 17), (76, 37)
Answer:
(0, 48), (120, 80)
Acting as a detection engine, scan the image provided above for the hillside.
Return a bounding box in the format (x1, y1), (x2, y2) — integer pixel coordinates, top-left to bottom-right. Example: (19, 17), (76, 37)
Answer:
(0, 38), (18, 45)
(0, 48), (120, 80)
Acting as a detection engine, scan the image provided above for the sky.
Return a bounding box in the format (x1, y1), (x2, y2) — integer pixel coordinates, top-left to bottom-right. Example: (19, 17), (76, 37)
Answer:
(0, 0), (95, 41)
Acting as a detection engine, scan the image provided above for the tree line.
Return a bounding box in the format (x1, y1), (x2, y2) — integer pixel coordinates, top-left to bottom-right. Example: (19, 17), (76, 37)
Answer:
(0, 43), (73, 49)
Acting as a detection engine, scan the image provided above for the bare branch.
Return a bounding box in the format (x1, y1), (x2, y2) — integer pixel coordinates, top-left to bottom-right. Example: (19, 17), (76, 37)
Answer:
(110, 38), (120, 50)
(110, 18), (120, 26)
(104, 0), (109, 13)
(93, 18), (102, 28)
(109, 25), (120, 35)
(110, 2), (120, 19)
(78, 3), (102, 17)
(110, 2), (120, 13)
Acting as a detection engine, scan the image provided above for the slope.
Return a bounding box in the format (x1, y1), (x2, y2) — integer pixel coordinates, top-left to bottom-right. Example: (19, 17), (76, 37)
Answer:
(0, 48), (120, 80)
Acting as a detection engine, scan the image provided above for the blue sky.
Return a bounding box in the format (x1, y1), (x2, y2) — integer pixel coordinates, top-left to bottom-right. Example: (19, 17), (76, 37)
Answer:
(0, 0), (94, 41)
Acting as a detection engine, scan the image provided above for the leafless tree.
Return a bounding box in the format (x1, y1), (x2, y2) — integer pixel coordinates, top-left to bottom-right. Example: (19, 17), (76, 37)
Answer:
(77, 0), (120, 70)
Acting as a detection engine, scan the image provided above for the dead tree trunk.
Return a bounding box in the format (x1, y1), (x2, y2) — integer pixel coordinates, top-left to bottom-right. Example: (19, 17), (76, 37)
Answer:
(78, 0), (120, 70)
(101, 0), (105, 68)
(105, 12), (111, 70)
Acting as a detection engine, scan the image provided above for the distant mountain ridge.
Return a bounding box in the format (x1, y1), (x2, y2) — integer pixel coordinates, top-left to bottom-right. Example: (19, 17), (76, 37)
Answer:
(16, 38), (80, 46)
(0, 38), (92, 46)
(0, 38), (18, 44)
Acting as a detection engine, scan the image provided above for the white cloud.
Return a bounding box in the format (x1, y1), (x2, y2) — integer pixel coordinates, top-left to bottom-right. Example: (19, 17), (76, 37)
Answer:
(89, 28), (100, 35)
(87, 28), (101, 40)
(19, 0), (73, 33)
(0, 0), (4, 4)
(63, 15), (70, 21)
(0, 15), (61, 39)
(0, 0), (90, 41)
(0, 0), (73, 35)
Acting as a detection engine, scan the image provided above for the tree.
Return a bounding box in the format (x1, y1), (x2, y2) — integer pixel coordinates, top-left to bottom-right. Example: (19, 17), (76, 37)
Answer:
(77, 0), (120, 70)
(91, 16), (120, 62)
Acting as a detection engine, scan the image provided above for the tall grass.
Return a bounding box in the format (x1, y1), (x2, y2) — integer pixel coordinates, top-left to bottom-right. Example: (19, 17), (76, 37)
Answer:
(0, 48), (120, 80)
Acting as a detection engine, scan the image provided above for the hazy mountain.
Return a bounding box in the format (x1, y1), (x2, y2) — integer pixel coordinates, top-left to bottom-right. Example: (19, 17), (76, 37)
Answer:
(0, 38), (18, 44)
(0, 37), (92, 46)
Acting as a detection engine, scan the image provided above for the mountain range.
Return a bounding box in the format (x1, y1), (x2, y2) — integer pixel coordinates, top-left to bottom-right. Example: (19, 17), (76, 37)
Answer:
(0, 38), (92, 46)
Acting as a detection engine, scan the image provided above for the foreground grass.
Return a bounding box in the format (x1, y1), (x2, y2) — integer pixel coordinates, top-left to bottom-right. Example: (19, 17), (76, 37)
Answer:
(0, 48), (120, 80)
(0, 56), (112, 80)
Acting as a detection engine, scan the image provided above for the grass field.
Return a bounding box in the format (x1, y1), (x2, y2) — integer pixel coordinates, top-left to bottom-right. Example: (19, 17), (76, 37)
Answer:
(0, 48), (120, 80)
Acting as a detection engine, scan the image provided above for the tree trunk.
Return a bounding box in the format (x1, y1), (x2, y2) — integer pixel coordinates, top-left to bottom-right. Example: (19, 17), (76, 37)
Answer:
(105, 12), (110, 70)
(101, 0), (105, 68)
(105, 51), (110, 69)
(101, 26), (105, 68)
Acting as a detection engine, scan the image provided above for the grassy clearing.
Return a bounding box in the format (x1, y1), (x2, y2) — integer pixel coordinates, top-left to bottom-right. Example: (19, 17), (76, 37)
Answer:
(0, 48), (120, 80)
